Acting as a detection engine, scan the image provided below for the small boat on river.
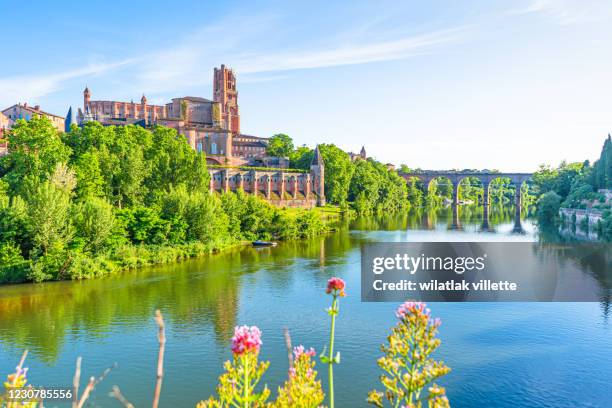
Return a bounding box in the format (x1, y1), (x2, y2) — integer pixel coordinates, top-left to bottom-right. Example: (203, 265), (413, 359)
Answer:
(252, 240), (278, 247)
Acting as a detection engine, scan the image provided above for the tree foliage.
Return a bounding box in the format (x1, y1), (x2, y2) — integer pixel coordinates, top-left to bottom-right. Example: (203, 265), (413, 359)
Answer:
(0, 120), (326, 283)
(318, 144), (354, 206)
(266, 133), (294, 157)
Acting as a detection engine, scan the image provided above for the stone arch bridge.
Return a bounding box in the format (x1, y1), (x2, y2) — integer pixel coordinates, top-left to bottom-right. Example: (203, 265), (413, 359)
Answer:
(399, 171), (532, 232)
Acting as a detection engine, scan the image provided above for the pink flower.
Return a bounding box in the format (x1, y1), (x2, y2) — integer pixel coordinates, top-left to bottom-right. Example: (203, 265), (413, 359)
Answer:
(231, 325), (262, 355)
(293, 345), (316, 360)
(326, 277), (346, 297)
(395, 301), (431, 319)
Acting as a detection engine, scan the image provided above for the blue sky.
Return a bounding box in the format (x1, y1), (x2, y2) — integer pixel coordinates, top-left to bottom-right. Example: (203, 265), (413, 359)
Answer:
(2, 0), (611, 171)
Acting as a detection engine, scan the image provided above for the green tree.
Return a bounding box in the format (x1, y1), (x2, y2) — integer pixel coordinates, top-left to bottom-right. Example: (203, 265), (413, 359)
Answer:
(25, 180), (74, 256)
(183, 192), (230, 246)
(349, 159), (380, 214)
(73, 150), (105, 199)
(0, 193), (29, 254)
(406, 177), (424, 207)
(72, 198), (116, 252)
(289, 145), (313, 170)
(537, 191), (562, 228)
(144, 126), (210, 202)
(266, 133), (294, 157)
(117, 206), (168, 245)
(591, 134), (612, 189)
(0, 116), (71, 195)
(318, 144), (354, 205)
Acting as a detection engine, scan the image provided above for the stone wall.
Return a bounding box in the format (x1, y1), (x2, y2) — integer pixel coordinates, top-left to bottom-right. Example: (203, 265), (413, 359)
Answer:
(208, 168), (322, 208)
(559, 207), (603, 227)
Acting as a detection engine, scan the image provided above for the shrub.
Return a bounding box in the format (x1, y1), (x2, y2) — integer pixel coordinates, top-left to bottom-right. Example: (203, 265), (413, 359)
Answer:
(198, 326), (270, 407)
(65, 251), (117, 280)
(536, 191), (562, 228)
(117, 206), (169, 245)
(72, 197), (116, 252)
(273, 346), (324, 407)
(368, 302), (450, 408)
(25, 180), (74, 256)
(0, 241), (30, 283)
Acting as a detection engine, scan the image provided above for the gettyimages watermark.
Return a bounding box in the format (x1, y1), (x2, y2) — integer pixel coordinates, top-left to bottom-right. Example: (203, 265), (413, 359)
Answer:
(361, 242), (611, 302)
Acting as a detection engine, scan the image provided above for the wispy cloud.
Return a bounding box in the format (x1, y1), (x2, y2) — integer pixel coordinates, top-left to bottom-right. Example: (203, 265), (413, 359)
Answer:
(130, 19), (468, 95)
(0, 60), (134, 108)
(513, 0), (612, 24)
(0, 12), (468, 104)
(233, 27), (467, 74)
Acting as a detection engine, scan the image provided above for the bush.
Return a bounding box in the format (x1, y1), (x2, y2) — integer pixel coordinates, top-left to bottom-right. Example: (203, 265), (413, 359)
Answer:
(0, 195), (30, 255)
(27, 248), (71, 282)
(0, 241), (30, 283)
(536, 191), (562, 227)
(368, 302), (450, 408)
(65, 251), (117, 280)
(72, 197), (116, 252)
(117, 206), (169, 245)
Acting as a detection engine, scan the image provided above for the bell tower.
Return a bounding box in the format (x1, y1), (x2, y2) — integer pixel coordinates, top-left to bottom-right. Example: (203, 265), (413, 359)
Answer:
(83, 86), (91, 111)
(213, 65), (240, 134)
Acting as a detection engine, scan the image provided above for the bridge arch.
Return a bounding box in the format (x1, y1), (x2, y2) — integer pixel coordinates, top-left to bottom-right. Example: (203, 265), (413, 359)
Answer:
(399, 171), (532, 232)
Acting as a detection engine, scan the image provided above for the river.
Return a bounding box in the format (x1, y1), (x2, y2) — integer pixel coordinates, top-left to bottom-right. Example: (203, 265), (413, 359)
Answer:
(0, 206), (611, 407)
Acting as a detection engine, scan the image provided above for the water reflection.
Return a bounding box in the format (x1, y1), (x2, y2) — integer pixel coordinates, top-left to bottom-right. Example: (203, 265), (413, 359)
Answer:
(1, 205), (608, 364)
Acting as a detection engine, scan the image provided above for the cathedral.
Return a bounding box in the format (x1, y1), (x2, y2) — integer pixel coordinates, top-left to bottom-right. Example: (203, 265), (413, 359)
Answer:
(78, 65), (276, 167)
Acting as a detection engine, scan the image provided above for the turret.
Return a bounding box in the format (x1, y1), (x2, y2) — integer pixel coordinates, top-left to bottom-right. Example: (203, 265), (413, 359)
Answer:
(65, 106), (74, 132)
(310, 145), (326, 206)
(360, 145), (366, 159)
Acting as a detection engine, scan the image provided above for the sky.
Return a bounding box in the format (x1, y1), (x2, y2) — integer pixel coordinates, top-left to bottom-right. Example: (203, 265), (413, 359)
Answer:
(1, 0), (611, 172)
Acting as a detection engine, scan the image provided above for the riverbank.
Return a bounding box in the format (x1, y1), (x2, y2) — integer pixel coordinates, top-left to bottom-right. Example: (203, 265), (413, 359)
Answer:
(0, 204), (346, 285)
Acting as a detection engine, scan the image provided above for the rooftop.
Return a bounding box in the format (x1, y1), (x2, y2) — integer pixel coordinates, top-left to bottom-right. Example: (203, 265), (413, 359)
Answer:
(2, 103), (64, 119)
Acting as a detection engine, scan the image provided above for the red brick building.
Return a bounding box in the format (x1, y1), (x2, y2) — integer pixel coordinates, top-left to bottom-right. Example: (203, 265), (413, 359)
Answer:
(78, 65), (282, 167)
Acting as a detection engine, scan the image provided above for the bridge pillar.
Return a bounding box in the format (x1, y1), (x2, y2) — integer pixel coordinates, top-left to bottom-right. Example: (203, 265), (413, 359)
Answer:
(450, 203), (462, 230)
(237, 173), (244, 191)
(452, 181), (460, 207)
(481, 203), (492, 232)
(513, 182), (524, 233)
(209, 174), (214, 193)
(483, 181), (490, 207)
(252, 174), (258, 197)
(421, 210), (433, 230)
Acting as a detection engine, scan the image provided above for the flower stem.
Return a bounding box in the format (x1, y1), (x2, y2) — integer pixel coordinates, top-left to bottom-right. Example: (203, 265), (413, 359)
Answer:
(328, 296), (338, 408)
(243, 355), (250, 408)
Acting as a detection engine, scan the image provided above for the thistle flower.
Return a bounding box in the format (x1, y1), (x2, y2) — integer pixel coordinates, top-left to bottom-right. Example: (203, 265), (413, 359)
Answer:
(231, 325), (262, 356)
(326, 277), (346, 297)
